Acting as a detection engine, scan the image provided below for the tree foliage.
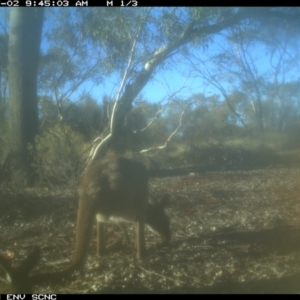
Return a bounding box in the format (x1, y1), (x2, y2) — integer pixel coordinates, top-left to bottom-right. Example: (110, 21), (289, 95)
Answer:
(1, 7), (300, 183)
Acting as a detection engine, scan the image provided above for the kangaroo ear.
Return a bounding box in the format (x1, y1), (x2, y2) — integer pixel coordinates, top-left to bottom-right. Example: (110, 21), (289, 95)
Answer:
(19, 247), (40, 275)
(0, 264), (12, 285)
(0, 251), (14, 282)
(148, 193), (158, 205)
(0, 248), (41, 293)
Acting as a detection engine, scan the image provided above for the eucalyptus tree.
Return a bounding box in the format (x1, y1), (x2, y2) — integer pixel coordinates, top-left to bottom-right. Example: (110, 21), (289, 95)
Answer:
(75, 8), (300, 161)
(183, 8), (300, 134)
(2, 8), (44, 183)
(2, 7), (300, 183)
(27, 8), (300, 159)
(0, 33), (8, 129)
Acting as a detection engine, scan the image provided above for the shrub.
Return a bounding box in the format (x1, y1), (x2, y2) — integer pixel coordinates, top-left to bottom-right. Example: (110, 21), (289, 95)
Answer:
(30, 123), (87, 185)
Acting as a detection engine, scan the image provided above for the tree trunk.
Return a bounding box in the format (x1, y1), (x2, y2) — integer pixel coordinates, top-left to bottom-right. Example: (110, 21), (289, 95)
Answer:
(3, 8), (44, 183)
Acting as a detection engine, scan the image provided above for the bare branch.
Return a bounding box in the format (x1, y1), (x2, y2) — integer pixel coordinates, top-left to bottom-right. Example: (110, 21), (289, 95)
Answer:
(89, 9), (152, 162)
(136, 107), (164, 133)
(136, 79), (188, 134)
(86, 8), (300, 161)
(110, 28), (140, 134)
(185, 51), (248, 129)
(87, 134), (112, 167)
(140, 110), (184, 154)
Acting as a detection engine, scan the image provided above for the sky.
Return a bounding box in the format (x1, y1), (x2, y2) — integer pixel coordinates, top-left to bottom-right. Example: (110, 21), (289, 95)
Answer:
(38, 8), (232, 104)
(80, 35), (275, 106)
(0, 7), (298, 108)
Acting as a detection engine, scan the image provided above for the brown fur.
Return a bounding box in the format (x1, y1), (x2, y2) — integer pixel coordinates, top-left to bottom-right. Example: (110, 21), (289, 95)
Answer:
(67, 156), (170, 272)
(0, 157), (171, 292)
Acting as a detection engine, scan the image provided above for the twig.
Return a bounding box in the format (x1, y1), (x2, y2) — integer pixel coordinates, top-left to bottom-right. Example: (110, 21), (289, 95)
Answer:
(140, 110), (185, 154)
(138, 265), (186, 284)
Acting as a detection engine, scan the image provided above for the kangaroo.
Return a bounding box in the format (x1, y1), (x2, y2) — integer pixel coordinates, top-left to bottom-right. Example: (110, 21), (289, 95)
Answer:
(96, 193), (171, 256)
(0, 156), (171, 292)
(66, 155), (171, 273)
(0, 248), (40, 293)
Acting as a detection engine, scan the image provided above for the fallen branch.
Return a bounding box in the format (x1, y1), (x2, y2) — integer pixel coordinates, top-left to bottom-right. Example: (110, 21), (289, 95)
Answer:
(138, 265), (186, 284)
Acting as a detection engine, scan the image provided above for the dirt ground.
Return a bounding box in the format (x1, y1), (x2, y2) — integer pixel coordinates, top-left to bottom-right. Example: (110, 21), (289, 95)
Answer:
(1, 166), (300, 294)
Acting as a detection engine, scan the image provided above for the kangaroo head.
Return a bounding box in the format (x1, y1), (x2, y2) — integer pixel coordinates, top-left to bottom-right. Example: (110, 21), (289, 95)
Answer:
(146, 193), (171, 242)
